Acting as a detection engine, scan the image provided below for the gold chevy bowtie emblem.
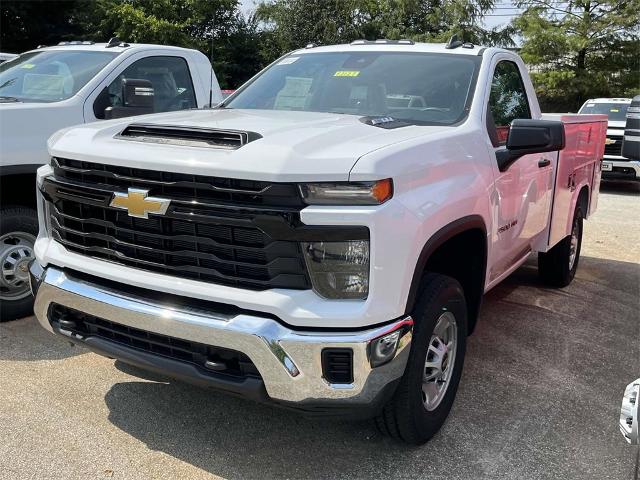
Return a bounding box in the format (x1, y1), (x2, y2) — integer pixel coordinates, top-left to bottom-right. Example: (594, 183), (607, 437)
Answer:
(605, 137), (616, 145)
(109, 188), (171, 219)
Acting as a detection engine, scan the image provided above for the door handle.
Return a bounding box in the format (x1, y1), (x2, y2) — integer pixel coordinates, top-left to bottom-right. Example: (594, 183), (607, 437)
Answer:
(538, 158), (551, 168)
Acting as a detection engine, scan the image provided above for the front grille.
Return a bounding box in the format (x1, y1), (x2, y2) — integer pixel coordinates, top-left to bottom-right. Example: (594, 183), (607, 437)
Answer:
(44, 158), (311, 290)
(53, 157), (303, 207)
(604, 138), (623, 157)
(50, 304), (261, 380)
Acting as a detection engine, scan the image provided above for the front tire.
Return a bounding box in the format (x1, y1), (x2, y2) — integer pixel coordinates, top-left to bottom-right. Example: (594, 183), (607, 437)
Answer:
(375, 273), (467, 444)
(0, 206), (38, 322)
(538, 205), (583, 288)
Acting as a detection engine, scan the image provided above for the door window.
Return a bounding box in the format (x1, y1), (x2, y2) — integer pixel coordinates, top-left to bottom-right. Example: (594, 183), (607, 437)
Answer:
(488, 61), (531, 145)
(93, 56), (197, 119)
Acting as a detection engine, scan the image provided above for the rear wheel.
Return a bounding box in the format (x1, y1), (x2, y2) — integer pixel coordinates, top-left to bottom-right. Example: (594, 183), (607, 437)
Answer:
(375, 273), (467, 444)
(538, 205), (583, 288)
(0, 207), (38, 322)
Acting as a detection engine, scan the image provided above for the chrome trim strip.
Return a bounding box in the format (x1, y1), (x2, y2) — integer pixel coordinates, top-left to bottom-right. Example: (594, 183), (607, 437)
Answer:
(33, 266), (412, 403)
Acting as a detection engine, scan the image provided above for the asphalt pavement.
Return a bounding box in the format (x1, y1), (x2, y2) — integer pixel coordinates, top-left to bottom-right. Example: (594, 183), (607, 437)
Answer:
(1, 181), (639, 480)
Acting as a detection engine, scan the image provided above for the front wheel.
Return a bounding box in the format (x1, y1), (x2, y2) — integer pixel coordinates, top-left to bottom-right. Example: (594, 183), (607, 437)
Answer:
(0, 207), (38, 322)
(375, 273), (467, 444)
(538, 205), (583, 288)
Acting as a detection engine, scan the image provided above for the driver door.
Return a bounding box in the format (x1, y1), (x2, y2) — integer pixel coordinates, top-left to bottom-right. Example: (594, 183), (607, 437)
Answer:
(84, 55), (197, 121)
(487, 59), (554, 282)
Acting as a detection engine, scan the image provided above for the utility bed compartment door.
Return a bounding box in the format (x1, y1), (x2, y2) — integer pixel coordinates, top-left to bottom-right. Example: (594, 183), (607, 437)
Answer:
(542, 114), (607, 248)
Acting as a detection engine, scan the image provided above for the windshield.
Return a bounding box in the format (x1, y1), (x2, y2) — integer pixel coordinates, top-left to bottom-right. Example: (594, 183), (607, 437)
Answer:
(0, 50), (119, 102)
(579, 102), (630, 122)
(225, 52), (480, 125)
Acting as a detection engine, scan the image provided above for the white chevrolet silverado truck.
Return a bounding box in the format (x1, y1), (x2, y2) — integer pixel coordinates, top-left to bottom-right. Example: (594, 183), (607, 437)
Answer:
(578, 97), (637, 181)
(0, 39), (222, 320)
(29, 40), (607, 444)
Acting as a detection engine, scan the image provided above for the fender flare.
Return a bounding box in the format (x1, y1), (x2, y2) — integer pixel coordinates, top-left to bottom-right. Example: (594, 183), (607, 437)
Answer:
(565, 183), (590, 237)
(574, 183), (590, 216)
(404, 214), (488, 314)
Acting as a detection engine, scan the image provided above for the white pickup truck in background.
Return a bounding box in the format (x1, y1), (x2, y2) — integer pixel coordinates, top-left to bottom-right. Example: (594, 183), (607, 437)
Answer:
(578, 97), (637, 181)
(0, 53), (18, 64)
(29, 40), (607, 444)
(0, 38), (222, 319)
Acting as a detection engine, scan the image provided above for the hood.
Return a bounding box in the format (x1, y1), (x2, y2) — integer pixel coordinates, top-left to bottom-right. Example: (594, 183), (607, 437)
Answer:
(0, 101), (81, 166)
(48, 108), (449, 182)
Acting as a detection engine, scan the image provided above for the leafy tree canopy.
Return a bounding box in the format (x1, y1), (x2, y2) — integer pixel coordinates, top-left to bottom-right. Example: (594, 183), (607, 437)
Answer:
(514, 0), (640, 111)
(0, 0), (93, 53)
(83, 0), (259, 88)
(256, 0), (514, 56)
(0, 0), (636, 100)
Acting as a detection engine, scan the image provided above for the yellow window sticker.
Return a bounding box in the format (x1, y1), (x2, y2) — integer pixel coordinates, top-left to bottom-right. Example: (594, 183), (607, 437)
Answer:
(20, 63), (36, 69)
(334, 70), (360, 77)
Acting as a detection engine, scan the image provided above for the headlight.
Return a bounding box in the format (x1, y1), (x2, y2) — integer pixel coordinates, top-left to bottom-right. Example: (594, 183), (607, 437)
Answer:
(302, 240), (369, 299)
(299, 179), (393, 205)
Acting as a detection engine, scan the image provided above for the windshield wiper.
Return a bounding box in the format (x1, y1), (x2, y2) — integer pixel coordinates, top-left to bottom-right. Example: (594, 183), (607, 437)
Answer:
(0, 96), (20, 102)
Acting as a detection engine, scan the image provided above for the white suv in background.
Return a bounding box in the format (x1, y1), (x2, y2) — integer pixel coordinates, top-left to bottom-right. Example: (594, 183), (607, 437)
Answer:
(579, 98), (637, 181)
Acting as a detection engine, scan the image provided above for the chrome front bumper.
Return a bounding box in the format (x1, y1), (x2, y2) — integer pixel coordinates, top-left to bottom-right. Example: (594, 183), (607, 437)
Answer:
(601, 159), (640, 179)
(31, 265), (412, 412)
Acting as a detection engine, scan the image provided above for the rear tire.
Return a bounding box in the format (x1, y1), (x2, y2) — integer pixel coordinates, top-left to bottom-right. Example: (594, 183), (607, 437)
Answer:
(538, 205), (583, 288)
(375, 273), (467, 444)
(0, 207), (38, 322)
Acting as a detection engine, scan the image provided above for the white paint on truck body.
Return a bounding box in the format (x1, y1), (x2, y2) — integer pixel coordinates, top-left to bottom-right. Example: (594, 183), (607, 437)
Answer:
(35, 44), (606, 329)
(0, 43), (222, 170)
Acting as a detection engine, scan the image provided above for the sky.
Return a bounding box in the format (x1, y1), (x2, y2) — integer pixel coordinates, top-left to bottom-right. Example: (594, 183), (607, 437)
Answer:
(483, 1), (523, 29)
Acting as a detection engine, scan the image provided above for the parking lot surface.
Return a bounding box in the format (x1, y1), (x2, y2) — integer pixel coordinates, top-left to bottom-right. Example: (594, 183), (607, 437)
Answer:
(1, 182), (639, 480)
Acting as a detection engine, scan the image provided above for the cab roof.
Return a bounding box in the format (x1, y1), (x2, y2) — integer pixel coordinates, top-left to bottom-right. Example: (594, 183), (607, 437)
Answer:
(584, 98), (632, 104)
(25, 42), (197, 55)
(291, 40), (505, 56)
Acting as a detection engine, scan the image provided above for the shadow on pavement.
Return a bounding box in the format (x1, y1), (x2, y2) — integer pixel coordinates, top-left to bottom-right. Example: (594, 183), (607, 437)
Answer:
(102, 254), (639, 480)
(0, 315), (85, 361)
(104, 379), (417, 479)
(490, 253), (640, 300)
(600, 179), (640, 196)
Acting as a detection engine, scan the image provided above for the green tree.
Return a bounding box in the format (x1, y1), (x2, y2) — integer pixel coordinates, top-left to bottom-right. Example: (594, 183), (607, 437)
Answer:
(255, 0), (513, 62)
(82, 0), (238, 46)
(514, 0), (640, 112)
(0, 0), (262, 88)
(0, 0), (93, 53)
(81, 0), (254, 87)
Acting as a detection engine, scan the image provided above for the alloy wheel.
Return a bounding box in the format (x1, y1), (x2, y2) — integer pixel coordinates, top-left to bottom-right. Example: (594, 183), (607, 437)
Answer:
(0, 231), (36, 301)
(422, 311), (458, 411)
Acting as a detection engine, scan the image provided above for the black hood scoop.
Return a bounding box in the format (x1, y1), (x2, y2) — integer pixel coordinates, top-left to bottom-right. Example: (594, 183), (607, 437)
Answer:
(117, 123), (262, 149)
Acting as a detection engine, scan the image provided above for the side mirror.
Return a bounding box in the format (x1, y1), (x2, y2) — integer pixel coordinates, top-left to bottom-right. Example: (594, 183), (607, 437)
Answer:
(104, 78), (154, 119)
(496, 119), (565, 171)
